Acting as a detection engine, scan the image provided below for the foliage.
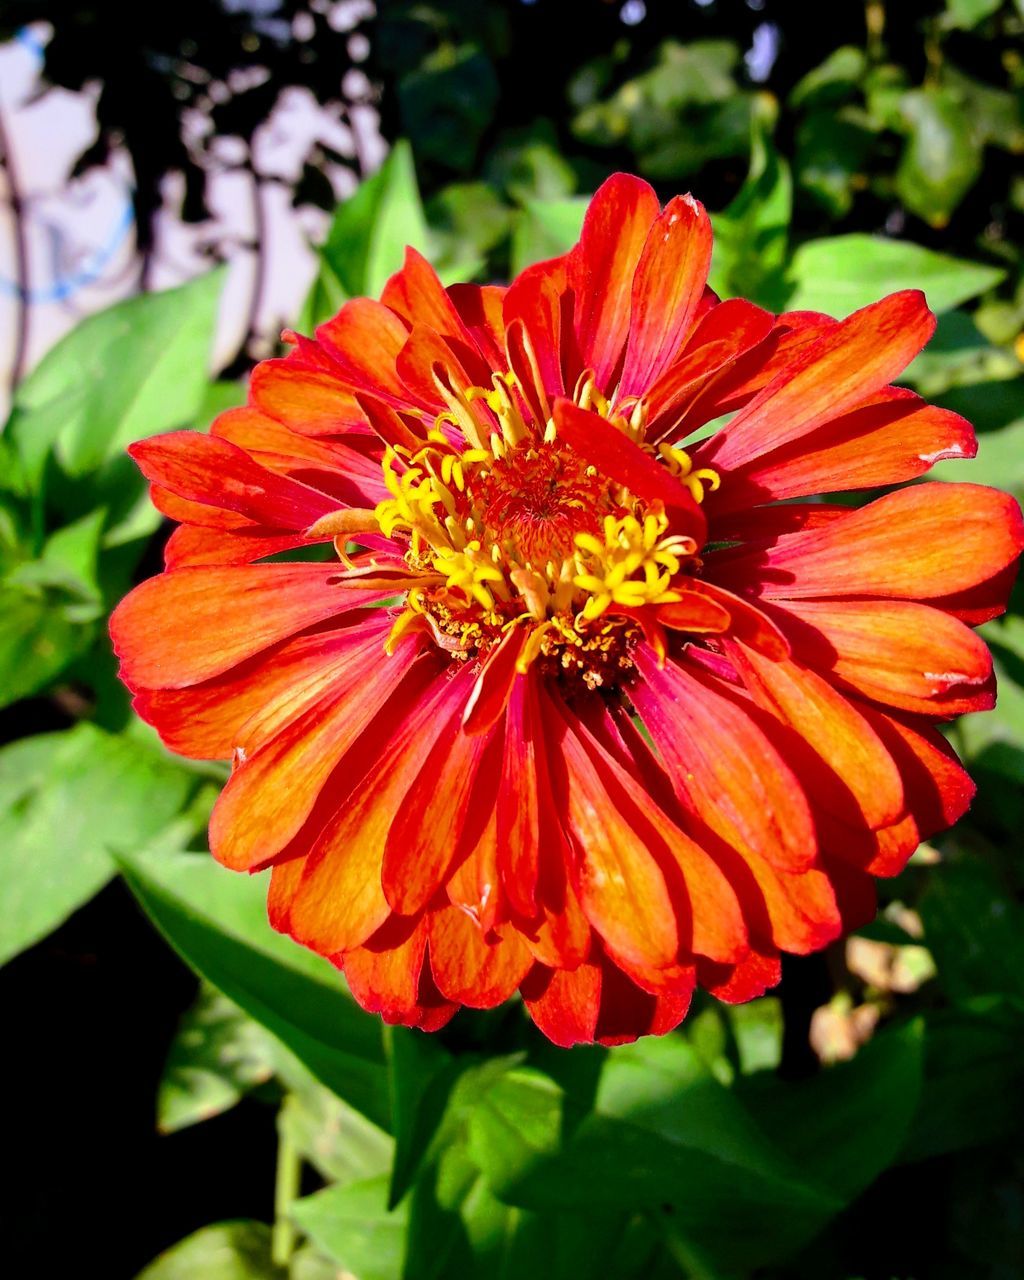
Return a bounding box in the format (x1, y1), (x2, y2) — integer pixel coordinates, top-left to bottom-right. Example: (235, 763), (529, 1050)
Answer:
(4, 2), (1024, 1277)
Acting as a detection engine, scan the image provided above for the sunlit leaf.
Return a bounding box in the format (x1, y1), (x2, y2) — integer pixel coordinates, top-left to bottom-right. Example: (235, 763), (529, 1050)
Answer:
(116, 847), (391, 1128)
(0, 724), (203, 965)
(135, 1221), (282, 1280)
(785, 234), (1003, 316)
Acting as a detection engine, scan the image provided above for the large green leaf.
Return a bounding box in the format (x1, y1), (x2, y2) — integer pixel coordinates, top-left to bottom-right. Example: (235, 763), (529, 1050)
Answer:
(6, 270), (223, 482)
(467, 1036), (840, 1272)
(0, 724), (203, 965)
(737, 1020), (924, 1201)
(291, 1176), (407, 1280)
(895, 88), (983, 227)
(116, 847), (391, 1127)
(709, 105), (792, 309)
(785, 235), (1003, 316)
(901, 1001), (1024, 1163)
(918, 857), (1024, 1004)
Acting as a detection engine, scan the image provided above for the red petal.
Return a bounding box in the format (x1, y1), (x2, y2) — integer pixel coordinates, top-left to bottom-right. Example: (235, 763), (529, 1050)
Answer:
(568, 174), (661, 389)
(712, 389), (977, 511)
(733, 483), (1024, 602)
(133, 615), (387, 760)
(208, 626), (423, 871)
(130, 431), (337, 530)
(503, 256), (571, 400)
(381, 672), (500, 916)
(382, 247), (491, 383)
(619, 193), (713, 397)
(341, 915), (457, 1032)
(283, 663), (465, 954)
(163, 524), (315, 569)
(521, 961), (600, 1046)
(769, 598), (995, 717)
(550, 693), (748, 965)
(249, 360), (365, 435)
(448, 283), (508, 371)
(463, 628), (526, 735)
(553, 399), (706, 543)
(631, 647), (818, 873)
(698, 947), (781, 1004)
(701, 291), (935, 470)
(111, 564), (393, 690)
(427, 907), (532, 1008)
(642, 298), (775, 438)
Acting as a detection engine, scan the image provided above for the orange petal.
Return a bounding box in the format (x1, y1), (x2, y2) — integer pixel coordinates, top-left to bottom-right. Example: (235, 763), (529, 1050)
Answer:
(702, 290), (935, 471)
(769, 598), (995, 717)
(568, 173), (661, 390)
(130, 431), (337, 529)
(283, 662), (466, 954)
(712, 389), (977, 511)
(427, 907), (532, 1008)
(111, 564), (394, 690)
(631, 647), (818, 873)
(341, 915), (457, 1032)
(208, 626), (424, 871)
(731, 642), (906, 831)
(619, 193), (713, 396)
(739, 483), (1024, 601)
(550, 693), (748, 966)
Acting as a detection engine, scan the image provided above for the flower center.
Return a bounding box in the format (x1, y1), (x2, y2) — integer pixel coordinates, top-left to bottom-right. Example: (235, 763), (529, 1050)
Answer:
(367, 369), (719, 688)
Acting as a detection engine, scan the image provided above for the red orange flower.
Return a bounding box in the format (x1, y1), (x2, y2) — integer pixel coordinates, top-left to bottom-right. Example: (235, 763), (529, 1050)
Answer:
(111, 174), (1024, 1046)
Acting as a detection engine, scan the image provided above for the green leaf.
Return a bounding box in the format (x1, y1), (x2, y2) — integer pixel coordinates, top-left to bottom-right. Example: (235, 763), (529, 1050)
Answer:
(793, 111), (875, 218)
(291, 1176), (406, 1280)
(789, 46), (867, 109)
(0, 582), (92, 710)
(895, 88), (983, 227)
(930, 413), (1024, 503)
(0, 724), (202, 965)
(901, 1001), (1024, 1163)
(279, 1067), (394, 1185)
(509, 197), (588, 276)
(737, 1020), (924, 1202)
(785, 234), (1004, 316)
(135, 1221), (283, 1280)
(7, 270), (223, 482)
(116, 848), (391, 1128)
(158, 985), (277, 1133)
(468, 1037), (840, 1272)
(319, 141), (430, 302)
(918, 856), (1024, 1003)
(397, 44), (500, 174)
(944, 0), (1003, 29)
(709, 102), (792, 309)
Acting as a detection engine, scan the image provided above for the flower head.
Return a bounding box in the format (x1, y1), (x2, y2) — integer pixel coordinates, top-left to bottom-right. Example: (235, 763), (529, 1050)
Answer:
(111, 174), (1024, 1046)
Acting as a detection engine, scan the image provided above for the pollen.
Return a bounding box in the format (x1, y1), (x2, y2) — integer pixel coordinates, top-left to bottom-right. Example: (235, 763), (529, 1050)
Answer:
(366, 367), (718, 688)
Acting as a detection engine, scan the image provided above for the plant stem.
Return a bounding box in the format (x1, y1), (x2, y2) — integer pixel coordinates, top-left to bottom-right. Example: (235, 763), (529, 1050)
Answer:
(271, 1095), (302, 1268)
(865, 0), (885, 62)
(0, 99), (30, 396)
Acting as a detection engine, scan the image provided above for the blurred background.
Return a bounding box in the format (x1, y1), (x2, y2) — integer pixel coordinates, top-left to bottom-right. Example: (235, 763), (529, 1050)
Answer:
(2, 2), (1024, 1277)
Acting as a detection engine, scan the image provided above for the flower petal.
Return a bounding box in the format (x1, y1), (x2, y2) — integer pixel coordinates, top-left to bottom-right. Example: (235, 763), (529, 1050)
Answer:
(619, 193), (713, 396)
(631, 647), (818, 873)
(111, 564), (393, 690)
(766, 598), (995, 717)
(731, 483), (1024, 601)
(701, 290), (935, 471)
(428, 908), (533, 1008)
(568, 173), (661, 389)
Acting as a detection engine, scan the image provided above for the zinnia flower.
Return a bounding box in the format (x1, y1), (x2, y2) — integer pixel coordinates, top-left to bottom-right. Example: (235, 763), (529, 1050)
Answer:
(111, 174), (1023, 1046)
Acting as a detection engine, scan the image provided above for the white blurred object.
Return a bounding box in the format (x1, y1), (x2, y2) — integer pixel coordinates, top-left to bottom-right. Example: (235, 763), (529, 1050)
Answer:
(0, 18), (384, 418)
